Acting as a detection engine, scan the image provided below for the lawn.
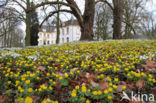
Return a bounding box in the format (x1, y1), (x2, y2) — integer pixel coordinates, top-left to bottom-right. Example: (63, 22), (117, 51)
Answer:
(0, 40), (156, 103)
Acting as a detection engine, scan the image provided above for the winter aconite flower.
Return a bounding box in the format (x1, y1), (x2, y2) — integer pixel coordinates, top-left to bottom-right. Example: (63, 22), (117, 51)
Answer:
(25, 80), (30, 85)
(107, 95), (112, 100)
(28, 88), (33, 93)
(25, 96), (33, 103)
(71, 90), (77, 97)
(81, 85), (87, 93)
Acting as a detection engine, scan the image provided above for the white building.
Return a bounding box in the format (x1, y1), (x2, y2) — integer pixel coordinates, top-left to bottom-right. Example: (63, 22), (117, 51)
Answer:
(38, 18), (81, 46)
(38, 26), (56, 46)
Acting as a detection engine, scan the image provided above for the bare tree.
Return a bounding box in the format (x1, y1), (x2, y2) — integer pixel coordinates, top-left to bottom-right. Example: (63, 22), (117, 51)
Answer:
(0, 6), (21, 48)
(95, 3), (112, 40)
(96, 0), (124, 39)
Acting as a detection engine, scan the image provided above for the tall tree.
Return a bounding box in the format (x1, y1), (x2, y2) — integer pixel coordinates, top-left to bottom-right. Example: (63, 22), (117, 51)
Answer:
(25, 0), (31, 46)
(63, 0), (95, 40)
(96, 0), (124, 39)
(30, 2), (39, 46)
(56, 0), (60, 44)
(10, 0), (33, 46)
(0, 7), (21, 48)
(95, 3), (112, 40)
(112, 0), (124, 39)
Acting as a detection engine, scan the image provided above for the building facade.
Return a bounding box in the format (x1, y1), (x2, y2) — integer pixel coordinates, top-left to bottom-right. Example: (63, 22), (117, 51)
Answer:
(38, 18), (81, 46)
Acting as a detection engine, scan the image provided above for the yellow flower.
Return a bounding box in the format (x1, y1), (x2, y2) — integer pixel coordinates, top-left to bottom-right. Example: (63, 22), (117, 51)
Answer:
(38, 88), (42, 92)
(37, 77), (40, 80)
(141, 72), (146, 77)
(104, 90), (108, 94)
(93, 91), (98, 96)
(113, 85), (117, 89)
(49, 86), (53, 90)
(17, 98), (24, 103)
(71, 90), (77, 97)
(28, 88), (33, 92)
(41, 100), (47, 103)
(59, 76), (63, 80)
(97, 90), (102, 95)
(40, 84), (47, 90)
(80, 97), (85, 101)
(53, 101), (58, 103)
(49, 79), (53, 82)
(64, 73), (68, 78)
(109, 83), (112, 86)
(148, 78), (152, 82)
(122, 86), (126, 90)
(20, 89), (24, 93)
(8, 81), (11, 84)
(107, 95), (112, 100)
(135, 73), (140, 77)
(86, 99), (90, 103)
(6, 89), (11, 94)
(25, 80), (30, 85)
(21, 78), (26, 81)
(149, 74), (152, 78)
(25, 96), (33, 103)
(114, 78), (119, 82)
(46, 73), (50, 76)
(108, 88), (113, 92)
(16, 80), (20, 85)
(75, 85), (80, 90)
(81, 85), (87, 93)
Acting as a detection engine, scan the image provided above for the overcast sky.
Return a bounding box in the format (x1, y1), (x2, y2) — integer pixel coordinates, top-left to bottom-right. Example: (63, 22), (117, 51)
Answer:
(146, 0), (156, 15)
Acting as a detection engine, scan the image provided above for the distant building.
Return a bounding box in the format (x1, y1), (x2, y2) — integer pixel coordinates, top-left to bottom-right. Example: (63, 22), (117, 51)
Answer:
(38, 26), (56, 46)
(38, 17), (81, 46)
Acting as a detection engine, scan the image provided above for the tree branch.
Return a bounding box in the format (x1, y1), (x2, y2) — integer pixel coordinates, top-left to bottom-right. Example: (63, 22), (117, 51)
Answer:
(39, 9), (73, 28)
(12, 0), (26, 11)
(96, 0), (114, 10)
(28, 1), (70, 12)
(122, 20), (136, 35)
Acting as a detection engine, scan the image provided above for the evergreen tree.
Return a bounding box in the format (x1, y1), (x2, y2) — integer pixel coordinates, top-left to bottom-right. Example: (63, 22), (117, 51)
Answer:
(30, 2), (39, 46)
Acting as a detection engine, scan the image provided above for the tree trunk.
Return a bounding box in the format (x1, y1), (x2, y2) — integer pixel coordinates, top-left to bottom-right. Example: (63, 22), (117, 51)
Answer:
(25, 0), (31, 46)
(66, 0), (95, 41)
(80, 25), (94, 40)
(25, 13), (31, 46)
(80, 0), (95, 41)
(112, 0), (123, 39)
(56, 0), (60, 44)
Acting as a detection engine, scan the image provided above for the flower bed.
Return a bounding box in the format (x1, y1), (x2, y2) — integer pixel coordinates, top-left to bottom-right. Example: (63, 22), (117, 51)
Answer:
(0, 40), (156, 103)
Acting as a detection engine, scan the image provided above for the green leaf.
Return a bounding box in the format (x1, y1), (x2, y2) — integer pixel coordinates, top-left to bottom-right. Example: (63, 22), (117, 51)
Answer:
(60, 78), (69, 86)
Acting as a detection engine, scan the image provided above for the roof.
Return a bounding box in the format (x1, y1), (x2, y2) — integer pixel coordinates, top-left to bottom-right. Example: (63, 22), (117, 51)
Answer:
(40, 17), (79, 32)
(39, 25), (55, 32)
(62, 19), (78, 27)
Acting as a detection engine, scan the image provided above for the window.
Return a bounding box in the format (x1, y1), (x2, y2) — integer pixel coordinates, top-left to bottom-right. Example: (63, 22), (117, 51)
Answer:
(47, 34), (49, 38)
(51, 41), (53, 44)
(47, 41), (50, 45)
(67, 37), (69, 43)
(62, 38), (64, 43)
(67, 27), (69, 35)
(44, 41), (46, 45)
